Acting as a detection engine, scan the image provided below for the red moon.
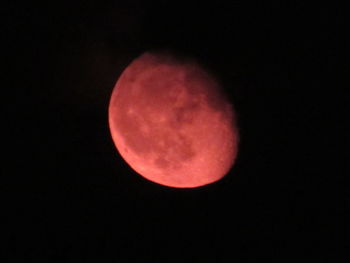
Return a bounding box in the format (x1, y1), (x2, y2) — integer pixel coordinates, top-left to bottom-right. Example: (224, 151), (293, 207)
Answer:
(108, 52), (239, 188)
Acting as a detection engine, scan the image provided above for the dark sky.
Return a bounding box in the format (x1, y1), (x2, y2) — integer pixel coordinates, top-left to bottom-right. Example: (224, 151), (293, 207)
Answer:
(5, 1), (347, 262)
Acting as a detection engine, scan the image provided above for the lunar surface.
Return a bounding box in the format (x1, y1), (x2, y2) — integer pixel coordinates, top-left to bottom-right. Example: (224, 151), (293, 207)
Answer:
(108, 52), (239, 188)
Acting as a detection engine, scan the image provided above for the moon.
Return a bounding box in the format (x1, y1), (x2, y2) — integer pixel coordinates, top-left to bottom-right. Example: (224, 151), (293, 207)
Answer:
(108, 52), (239, 188)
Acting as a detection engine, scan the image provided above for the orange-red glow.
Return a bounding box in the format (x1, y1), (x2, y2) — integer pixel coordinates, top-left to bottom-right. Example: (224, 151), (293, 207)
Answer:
(108, 52), (239, 188)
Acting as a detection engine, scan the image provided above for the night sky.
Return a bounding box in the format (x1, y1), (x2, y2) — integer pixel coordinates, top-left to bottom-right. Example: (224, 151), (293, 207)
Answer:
(5, 1), (347, 262)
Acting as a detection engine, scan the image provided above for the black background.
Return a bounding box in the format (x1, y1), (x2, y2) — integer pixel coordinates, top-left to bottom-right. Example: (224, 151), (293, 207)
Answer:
(4, 1), (347, 262)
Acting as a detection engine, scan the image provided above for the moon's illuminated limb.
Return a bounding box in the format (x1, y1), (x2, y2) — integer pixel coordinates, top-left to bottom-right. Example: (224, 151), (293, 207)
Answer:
(108, 52), (239, 188)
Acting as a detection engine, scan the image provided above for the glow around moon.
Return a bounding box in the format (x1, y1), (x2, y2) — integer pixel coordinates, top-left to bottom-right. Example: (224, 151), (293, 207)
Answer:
(108, 52), (239, 188)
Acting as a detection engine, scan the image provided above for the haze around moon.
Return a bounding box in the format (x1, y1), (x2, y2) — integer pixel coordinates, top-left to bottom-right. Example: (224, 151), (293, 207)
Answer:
(109, 52), (239, 188)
